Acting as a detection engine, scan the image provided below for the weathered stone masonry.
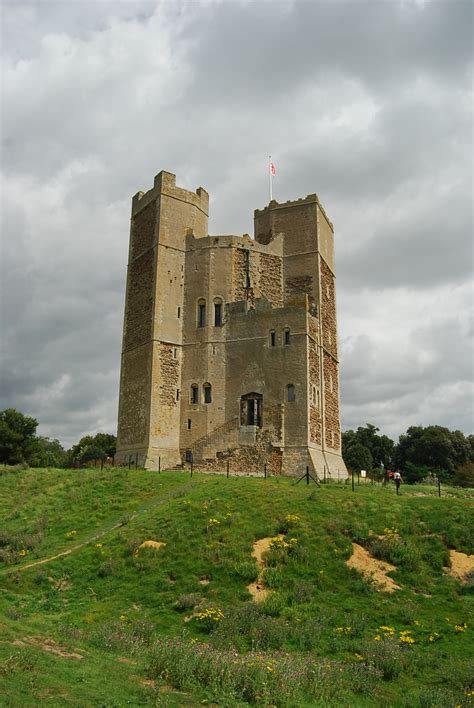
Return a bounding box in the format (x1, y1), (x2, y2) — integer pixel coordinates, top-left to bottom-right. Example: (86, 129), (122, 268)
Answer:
(116, 171), (347, 478)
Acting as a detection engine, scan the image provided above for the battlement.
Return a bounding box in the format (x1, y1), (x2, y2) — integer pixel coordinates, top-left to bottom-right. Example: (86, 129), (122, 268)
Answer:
(131, 170), (209, 217)
(185, 231), (283, 255)
(254, 193), (333, 231)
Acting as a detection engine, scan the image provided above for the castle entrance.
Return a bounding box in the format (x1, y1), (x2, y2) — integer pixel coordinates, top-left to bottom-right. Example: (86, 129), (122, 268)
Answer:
(241, 393), (262, 427)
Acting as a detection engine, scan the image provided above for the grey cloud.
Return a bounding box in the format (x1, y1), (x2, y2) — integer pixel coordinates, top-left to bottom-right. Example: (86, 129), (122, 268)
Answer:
(0, 0), (472, 447)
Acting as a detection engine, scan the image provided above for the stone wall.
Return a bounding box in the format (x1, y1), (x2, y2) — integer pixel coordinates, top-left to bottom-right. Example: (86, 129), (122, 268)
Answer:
(158, 344), (180, 407)
(323, 351), (340, 450)
(320, 258), (338, 359)
(259, 254), (283, 307)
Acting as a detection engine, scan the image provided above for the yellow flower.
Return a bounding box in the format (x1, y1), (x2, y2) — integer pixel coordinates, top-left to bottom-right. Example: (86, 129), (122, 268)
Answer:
(354, 653), (364, 661)
(95, 543), (102, 548)
(429, 632), (441, 642)
(373, 635), (381, 641)
(66, 530), (77, 537)
(119, 615), (127, 621)
(400, 635), (415, 644)
(18, 549), (29, 557)
(454, 623), (467, 633)
(208, 518), (220, 527)
(285, 514), (300, 523)
(266, 665), (274, 671)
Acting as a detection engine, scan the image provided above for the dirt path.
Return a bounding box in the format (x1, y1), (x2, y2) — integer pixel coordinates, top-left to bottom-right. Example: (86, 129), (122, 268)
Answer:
(0, 481), (193, 576)
(247, 535), (284, 602)
(346, 543), (401, 592)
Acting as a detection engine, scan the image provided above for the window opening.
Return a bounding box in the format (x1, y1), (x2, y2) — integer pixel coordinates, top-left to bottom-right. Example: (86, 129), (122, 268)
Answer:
(203, 383), (212, 404)
(284, 329), (290, 345)
(198, 300), (206, 328)
(287, 384), (295, 402)
(176, 389), (180, 401)
(177, 306), (181, 318)
(187, 419), (192, 430)
(214, 302), (222, 327)
(270, 330), (276, 347)
(191, 385), (199, 404)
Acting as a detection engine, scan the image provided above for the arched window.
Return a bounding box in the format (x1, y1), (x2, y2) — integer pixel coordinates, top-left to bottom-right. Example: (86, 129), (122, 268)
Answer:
(191, 384), (199, 404)
(284, 328), (290, 345)
(287, 384), (295, 402)
(214, 298), (223, 327)
(197, 299), (206, 328)
(270, 330), (276, 347)
(203, 382), (212, 404)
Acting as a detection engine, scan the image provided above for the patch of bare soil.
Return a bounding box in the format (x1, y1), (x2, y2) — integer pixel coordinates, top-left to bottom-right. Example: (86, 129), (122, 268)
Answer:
(346, 543), (401, 593)
(444, 550), (474, 583)
(247, 535), (284, 602)
(117, 657), (137, 665)
(13, 636), (83, 660)
(199, 577), (210, 585)
(134, 540), (166, 555)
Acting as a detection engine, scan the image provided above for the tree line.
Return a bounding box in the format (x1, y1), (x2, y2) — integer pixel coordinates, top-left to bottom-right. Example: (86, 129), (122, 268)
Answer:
(342, 423), (473, 487)
(0, 409), (116, 468)
(0, 408), (473, 486)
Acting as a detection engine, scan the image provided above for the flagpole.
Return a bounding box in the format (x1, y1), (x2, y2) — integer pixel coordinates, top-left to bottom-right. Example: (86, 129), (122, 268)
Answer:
(269, 155), (272, 202)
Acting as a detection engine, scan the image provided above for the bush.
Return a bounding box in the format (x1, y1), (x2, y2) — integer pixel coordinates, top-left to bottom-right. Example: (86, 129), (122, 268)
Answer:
(358, 637), (407, 680)
(97, 558), (116, 577)
(88, 619), (155, 654)
(173, 593), (201, 612)
(210, 605), (290, 651)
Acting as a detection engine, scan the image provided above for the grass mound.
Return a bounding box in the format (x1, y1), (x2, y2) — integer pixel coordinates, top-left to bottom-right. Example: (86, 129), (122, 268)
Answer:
(0, 467), (473, 705)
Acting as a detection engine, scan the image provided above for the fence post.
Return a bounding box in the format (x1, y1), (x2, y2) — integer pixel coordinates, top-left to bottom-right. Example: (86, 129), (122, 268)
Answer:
(352, 469), (355, 492)
(158, 456), (161, 474)
(135, 452), (138, 469)
(226, 459), (230, 479)
(128, 455), (131, 471)
(264, 463), (267, 479)
(323, 465), (326, 484)
(190, 454), (193, 478)
(306, 465), (310, 485)
(438, 478), (441, 497)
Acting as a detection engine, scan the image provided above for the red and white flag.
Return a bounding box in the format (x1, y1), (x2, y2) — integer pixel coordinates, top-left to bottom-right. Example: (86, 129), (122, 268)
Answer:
(270, 161), (276, 176)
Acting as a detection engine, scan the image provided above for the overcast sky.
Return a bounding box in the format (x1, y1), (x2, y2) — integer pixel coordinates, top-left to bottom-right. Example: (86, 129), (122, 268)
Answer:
(1, 0), (472, 448)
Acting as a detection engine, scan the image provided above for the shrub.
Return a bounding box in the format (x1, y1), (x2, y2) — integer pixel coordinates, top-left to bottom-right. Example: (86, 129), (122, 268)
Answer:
(97, 558), (116, 578)
(358, 637), (407, 680)
(89, 619), (155, 655)
(210, 605), (290, 651)
(173, 593), (201, 612)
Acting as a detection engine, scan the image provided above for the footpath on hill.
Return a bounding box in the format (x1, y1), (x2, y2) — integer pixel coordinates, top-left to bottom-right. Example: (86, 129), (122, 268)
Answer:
(0, 479), (194, 577)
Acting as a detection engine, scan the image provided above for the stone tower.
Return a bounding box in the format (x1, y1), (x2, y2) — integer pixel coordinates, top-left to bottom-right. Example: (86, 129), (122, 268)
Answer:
(116, 170), (347, 478)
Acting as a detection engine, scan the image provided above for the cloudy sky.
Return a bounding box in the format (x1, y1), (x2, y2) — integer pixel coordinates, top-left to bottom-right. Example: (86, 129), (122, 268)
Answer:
(1, 0), (472, 448)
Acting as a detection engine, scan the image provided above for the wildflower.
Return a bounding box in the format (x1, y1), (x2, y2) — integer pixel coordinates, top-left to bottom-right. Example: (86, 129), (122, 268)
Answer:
(454, 623), (467, 633)
(18, 549), (29, 557)
(208, 518), (220, 527)
(285, 514), (300, 524)
(95, 543), (103, 548)
(266, 665), (274, 671)
(414, 620), (421, 626)
(354, 653), (365, 661)
(119, 615), (127, 621)
(319, 570), (324, 575)
(429, 632), (441, 642)
(399, 635), (415, 644)
(379, 625), (395, 634)
(336, 626), (352, 634)
(66, 530), (77, 537)
(373, 635), (381, 641)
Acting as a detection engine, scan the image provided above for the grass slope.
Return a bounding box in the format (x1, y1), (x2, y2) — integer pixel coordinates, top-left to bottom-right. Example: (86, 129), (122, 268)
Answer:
(0, 467), (473, 706)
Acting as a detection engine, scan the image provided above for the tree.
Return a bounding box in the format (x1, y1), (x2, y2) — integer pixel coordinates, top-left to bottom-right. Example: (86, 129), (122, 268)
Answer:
(29, 437), (67, 468)
(66, 432), (117, 467)
(0, 409), (39, 464)
(343, 441), (373, 473)
(395, 425), (457, 473)
(342, 424), (394, 473)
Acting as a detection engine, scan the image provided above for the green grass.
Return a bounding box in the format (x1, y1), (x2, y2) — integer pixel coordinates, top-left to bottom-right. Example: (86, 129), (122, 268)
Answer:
(0, 467), (473, 706)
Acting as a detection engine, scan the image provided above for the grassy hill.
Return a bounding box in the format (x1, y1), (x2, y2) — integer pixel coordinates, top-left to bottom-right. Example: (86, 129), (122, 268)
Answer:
(0, 467), (473, 706)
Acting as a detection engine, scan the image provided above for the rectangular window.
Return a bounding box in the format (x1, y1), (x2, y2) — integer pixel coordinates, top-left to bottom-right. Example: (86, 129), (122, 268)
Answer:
(177, 307), (181, 318)
(284, 329), (290, 345)
(204, 384), (212, 404)
(214, 303), (222, 327)
(176, 389), (180, 401)
(191, 386), (199, 404)
(270, 331), (276, 347)
(198, 303), (206, 328)
(187, 419), (192, 430)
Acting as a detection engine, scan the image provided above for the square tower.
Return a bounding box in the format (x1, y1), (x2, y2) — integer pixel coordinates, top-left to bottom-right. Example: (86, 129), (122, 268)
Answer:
(116, 171), (347, 479)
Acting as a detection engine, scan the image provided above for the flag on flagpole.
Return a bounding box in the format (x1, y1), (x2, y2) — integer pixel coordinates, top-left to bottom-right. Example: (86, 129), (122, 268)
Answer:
(270, 161), (276, 176)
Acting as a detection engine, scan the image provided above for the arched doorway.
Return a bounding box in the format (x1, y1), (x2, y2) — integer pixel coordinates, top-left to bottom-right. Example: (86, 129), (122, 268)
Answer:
(240, 392), (262, 427)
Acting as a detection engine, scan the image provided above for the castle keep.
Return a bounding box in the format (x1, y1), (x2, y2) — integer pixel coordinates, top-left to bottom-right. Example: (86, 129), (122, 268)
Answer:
(116, 170), (347, 478)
